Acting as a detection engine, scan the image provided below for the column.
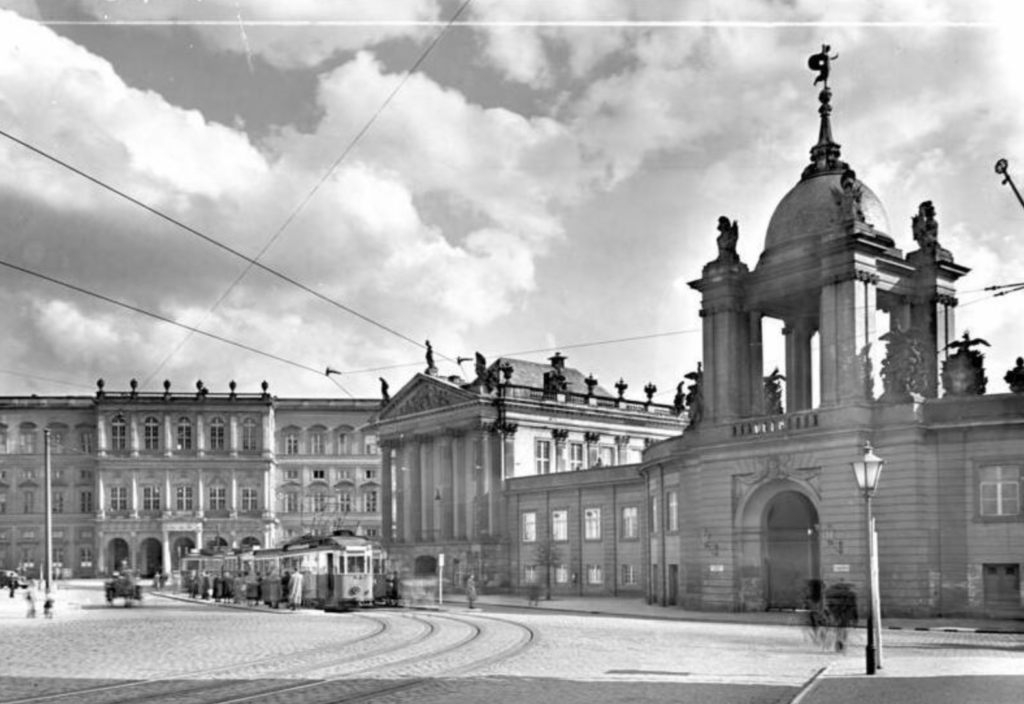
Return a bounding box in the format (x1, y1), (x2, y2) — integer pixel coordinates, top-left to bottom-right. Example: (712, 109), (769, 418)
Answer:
(450, 432), (464, 539)
(97, 473), (106, 518)
(481, 429), (493, 536)
(196, 414), (206, 458)
(229, 415), (239, 458)
(439, 433), (455, 540)
(162, 528), (171, 574)
(262, 406), (274, 458)
(381, 441), (394, 543)
(129, 415), (140, 458)
(130, 473), (139, 518)
(164, 415), (174, 457)
(553, 429), (568, 473)
(97, 532), (107, 576)
(406, 439), (422, 542)
(230, 472), (238, 518)
(197, 470), (205, 517)
(819, 273), (877, 406)
(97, 414), (108, 457)
(164, 470), (172, 516)
(784, 318), (815, 412)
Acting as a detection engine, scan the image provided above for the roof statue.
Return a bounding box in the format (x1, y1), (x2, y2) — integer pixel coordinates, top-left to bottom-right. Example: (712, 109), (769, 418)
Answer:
(941, 331), (991, 396)
(807, 44), (837, 87)
(379, 377), (390, 405)
(831, 167), (866, 224)
(1005, 357), (1024, 394)
(763, 368), (786, 415)
(716, 216), (740, 263)
(424, 340), (437, 375)
(912, 200), (939, 248)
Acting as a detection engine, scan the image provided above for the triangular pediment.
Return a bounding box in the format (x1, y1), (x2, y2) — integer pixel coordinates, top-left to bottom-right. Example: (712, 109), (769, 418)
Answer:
(379, 374), (479, 421)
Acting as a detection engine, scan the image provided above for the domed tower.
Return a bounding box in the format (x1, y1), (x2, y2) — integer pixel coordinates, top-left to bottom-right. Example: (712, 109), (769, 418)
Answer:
(690, 46), (969, 423)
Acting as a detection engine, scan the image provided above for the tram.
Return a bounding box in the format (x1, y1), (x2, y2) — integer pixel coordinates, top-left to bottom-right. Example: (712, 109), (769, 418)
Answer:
(250, 530), (389, 609)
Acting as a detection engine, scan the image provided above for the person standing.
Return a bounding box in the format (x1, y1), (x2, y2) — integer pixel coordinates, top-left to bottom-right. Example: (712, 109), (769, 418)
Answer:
(288, 569), (304, 610)
(465, 574), (477, 610)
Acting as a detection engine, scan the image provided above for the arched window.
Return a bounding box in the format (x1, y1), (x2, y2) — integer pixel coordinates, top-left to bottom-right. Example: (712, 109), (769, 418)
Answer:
(144, 416), (161, 451)
(177, 417), (193, 450)
(111, 416), (127, 451)
(242, 418), (258, 451)
(208, 417), (226, 451)
(18, 422), (37, 454)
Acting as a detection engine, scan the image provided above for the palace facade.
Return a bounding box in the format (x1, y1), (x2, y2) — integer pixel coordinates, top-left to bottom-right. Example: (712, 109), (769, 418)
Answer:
(0, 381), (381, 578)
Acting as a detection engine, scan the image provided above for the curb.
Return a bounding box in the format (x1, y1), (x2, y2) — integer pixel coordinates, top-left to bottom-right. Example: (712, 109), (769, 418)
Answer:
(788, 664), (831, 704)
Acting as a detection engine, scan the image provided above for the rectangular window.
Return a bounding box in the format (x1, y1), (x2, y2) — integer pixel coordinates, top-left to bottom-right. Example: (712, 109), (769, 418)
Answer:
(53, 492), (64, 514)
(980, 465), (1020, 516)
(667, 490), (679, 531)
(175, 486), (194, 511)
(242, 420), (258, 451)
(524, 565), (538, 584)
(51, 431), (65, 453)
(208, 422), (225, 451)
(535, 439), (552, 474)
(365, 528), (379, 537)
(621, 506), (638, 539)
(20, 431), (37, 454)
(312, 469), (326, 480)
(284, 433), (299, 455)
(177, 420), (193, 450)
(311, 492), (327, 512)
(0, 429), (6, 453)
(24, 491), (34, 513)
(284, 493), (299, 514)
(337, 433), (349, 455)
(364, 436), (378, 454)
(338, 492), (352, 512)
(111, 421), (127, 451)
(310, 433), (324, 454)
(80, 547), (93, 568)
(599, 445), (615, 467)
(584, 507), (601, 540)
(555, 564), (569, 584)
(587, 564), (603, 585)
(364, 490), (378, 512)
(110, 486), (127, 511)
(144, 420), (160, 450)
(142, 486), (161, 511)
(285, 469), (299, 480)
(209, 486), (226, 511)
(80, 469), (93, 481)
(364, 469), (376, 480)
(80, 490), (93, 514)
(241, 487), (258, 512)
(620, 564), (637, 585)
(80, 431), (94, 454)
(552, 509), (568, 541)
(522, 511), (537, 542)
(569, 442), (584, 471)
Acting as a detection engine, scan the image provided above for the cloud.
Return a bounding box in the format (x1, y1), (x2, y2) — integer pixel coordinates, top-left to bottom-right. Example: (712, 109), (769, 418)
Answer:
(61, 0), (442, 68)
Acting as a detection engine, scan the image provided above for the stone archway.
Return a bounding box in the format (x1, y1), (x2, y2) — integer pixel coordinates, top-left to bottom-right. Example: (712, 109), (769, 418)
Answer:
(108, 538), (130, 574)
(139, 538), (162, 578)
(764, 491), (820, 609)
(735, 480), (820, 611)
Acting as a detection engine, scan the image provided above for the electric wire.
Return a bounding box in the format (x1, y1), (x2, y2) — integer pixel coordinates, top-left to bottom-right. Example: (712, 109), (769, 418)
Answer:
(143, 0), (473, 383)
(0, 256), (329, 379)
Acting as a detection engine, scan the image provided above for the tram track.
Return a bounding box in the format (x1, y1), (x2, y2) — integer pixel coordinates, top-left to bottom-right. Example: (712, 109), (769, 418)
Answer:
(2, 609), (536, 704)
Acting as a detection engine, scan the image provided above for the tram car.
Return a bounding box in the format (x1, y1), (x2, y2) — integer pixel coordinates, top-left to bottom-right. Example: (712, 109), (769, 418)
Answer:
(251, 530), (387, 610)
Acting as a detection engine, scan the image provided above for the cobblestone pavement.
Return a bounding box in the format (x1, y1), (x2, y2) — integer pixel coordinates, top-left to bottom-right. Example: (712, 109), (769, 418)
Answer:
(1, 584), (1021, 704)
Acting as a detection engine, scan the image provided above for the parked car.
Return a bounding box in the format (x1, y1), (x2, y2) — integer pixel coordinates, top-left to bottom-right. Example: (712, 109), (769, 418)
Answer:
(1, 570), (28, 590)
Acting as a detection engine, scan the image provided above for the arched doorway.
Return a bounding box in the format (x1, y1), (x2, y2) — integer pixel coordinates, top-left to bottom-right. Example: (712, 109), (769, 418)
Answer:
(764, 491), (820, 609)
(108, 538), (130, 574)
(240, 536), (261, 550)
(172, 536), (195, 571)
(139, 538), (162, 578)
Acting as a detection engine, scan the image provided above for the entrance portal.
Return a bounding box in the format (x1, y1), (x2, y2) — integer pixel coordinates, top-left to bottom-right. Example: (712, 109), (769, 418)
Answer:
(139, 538), (162, 578)
(172, 536), (195, 571)
(764, 491), (819, 609)
(108, 538), (130, 574)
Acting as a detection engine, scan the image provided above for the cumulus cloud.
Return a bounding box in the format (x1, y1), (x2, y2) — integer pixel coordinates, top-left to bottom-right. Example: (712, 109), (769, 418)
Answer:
(58, 0), (442, 68)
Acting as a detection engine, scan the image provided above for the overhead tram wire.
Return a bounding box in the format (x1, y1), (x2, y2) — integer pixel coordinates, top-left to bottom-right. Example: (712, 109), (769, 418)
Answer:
(0, 129), (422, 363)
(144, 0), (474, 383)
(0, 368), (95, 391)
(0, 256), (335, 384)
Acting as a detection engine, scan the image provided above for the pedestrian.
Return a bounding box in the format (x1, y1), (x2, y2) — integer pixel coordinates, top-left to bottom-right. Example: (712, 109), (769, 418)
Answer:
(527, 582), (541, 607)
(25, 581), (36, 618)
(8, 578), (15, 599)
(287, 569), (304, 610)
(43, 592), (54, 619)
(824, 581), (858, 653)
(465, 574), (477, 609)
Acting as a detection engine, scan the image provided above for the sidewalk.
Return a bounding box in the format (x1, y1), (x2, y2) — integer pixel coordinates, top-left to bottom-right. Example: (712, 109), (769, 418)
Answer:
(441, 592), (1024, 634)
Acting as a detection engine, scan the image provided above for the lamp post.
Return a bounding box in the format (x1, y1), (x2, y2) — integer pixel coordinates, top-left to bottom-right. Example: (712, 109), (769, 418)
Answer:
(851, 442), (884, 675)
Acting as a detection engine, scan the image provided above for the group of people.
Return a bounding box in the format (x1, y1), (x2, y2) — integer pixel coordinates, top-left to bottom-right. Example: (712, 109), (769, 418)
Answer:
(23, 580), (54, 619)
(184, 569), (306, 610)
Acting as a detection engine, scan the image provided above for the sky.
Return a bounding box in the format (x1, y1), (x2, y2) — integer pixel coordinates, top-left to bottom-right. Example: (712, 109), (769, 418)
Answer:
(1, 1), (1023, 405)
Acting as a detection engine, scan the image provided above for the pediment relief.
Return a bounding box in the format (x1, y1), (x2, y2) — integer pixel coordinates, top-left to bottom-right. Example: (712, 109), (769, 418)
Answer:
(731, 452), (821, 514)
(381, 378), (474, 420)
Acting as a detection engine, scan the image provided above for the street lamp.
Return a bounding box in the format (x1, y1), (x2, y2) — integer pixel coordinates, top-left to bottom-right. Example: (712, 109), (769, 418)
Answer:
(851, 442), (884, 675)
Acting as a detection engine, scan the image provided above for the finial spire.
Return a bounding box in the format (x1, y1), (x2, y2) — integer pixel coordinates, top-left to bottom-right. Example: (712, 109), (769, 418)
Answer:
(802, 44), (848, 180)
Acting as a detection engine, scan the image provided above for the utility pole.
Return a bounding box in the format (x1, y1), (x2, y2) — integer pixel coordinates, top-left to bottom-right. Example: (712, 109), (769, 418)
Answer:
(43, 429), (53, 596)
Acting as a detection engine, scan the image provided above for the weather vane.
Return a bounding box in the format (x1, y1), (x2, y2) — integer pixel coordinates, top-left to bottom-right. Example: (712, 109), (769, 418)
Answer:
(808, 44), (838, 88)
(995, 158), (1024, 211)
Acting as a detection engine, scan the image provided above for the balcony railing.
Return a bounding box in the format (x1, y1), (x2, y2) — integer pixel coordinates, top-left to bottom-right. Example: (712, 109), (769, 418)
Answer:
(731, 410), (820, 437)
(501, 385), (677, 416)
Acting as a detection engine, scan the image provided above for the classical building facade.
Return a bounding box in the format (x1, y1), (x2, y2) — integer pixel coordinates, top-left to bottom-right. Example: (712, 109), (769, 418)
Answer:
(0, 381), (381, 578)
(641, 51), (1024, 618)
(373, 354), (686, 593)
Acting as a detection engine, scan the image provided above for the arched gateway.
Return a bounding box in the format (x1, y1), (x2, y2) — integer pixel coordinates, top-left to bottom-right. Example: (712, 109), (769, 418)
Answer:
(764, 491), (819, 609)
